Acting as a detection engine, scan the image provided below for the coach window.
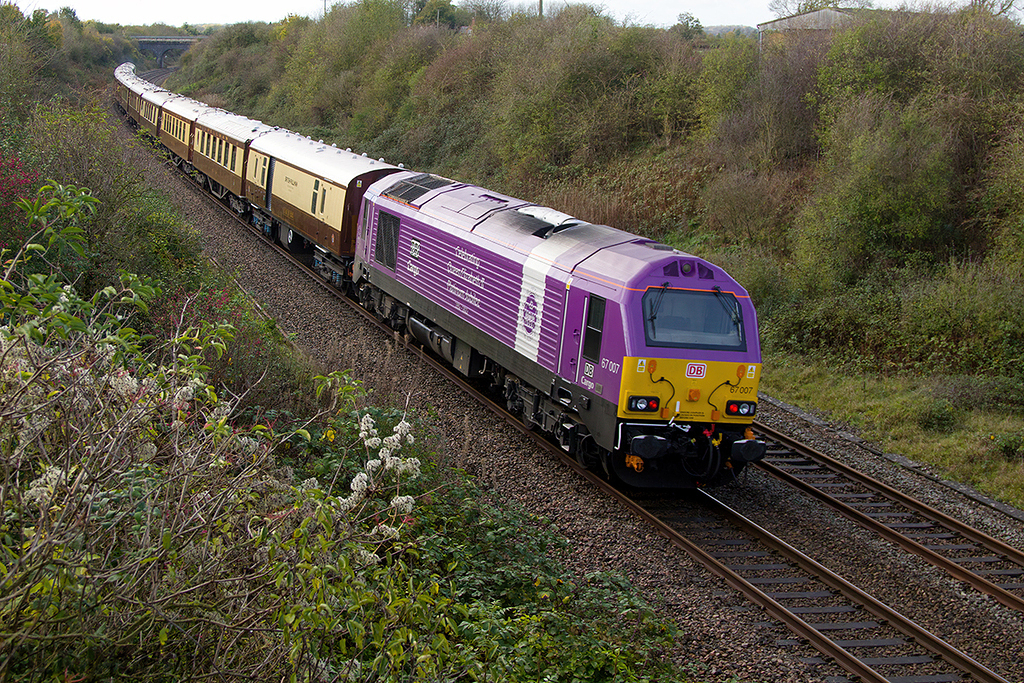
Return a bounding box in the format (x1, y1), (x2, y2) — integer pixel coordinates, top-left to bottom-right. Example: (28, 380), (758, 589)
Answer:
(311, 180), (320, 213)
(375, 210), (399, 270)
(582, 295), (606, 362)
(230, 146), (237, 172)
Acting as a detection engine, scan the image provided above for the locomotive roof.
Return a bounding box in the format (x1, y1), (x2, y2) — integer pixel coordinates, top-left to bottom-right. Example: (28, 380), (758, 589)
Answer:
(370, 170), (745, 293)
(197, 109), (276, 143)
(576, 239), (743, 294)
(250, 129), (400, 186)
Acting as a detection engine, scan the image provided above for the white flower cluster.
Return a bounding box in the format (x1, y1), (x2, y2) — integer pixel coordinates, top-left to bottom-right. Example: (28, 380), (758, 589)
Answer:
(137, 441), (158, 462)
(171, 378), (206, 411)
(109, 369), (140, 399)
(332, 413), (422, 515)
(369, 523), (399, 540)
(24, 466), (71, 507)
(389, 495), (414, 515)
(45, 285), (73, 315)
(359, 413), (378, 442)
(353, 549), (381, 566)
(235, 436), (261, 455)
(350, 472), (369, 493)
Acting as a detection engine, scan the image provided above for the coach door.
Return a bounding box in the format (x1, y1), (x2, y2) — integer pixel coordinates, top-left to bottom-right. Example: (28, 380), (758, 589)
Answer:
(318, 181), (341, 253)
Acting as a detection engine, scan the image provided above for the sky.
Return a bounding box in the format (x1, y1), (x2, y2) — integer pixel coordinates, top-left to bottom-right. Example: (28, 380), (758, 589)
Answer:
(9, 0), (782, 31)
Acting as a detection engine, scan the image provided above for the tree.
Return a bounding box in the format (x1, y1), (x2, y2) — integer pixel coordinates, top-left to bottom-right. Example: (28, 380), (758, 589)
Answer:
(673, 12), (703, 39)
(968, 0), (1017, 15)
(413, 0), (469, 28)
(768, 0), (873, 18)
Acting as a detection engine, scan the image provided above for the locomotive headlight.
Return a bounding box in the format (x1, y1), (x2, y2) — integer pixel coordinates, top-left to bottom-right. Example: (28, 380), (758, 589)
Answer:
(628, 396), (660, 412)
(725, 400), (757, 418)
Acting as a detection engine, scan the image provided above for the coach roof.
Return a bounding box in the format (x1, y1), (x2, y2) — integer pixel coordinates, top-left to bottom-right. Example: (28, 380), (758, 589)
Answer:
(197, 109), (276, 142)
(250, 128), (399, 186)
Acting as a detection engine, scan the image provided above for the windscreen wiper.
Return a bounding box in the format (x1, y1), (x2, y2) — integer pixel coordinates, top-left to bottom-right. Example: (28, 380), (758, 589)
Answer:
(647, 282), (670, 336)
(712, 286), (741, 330)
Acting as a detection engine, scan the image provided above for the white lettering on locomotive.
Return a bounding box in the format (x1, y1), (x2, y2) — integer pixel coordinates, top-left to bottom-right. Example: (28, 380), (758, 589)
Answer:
(446, 280), (480, 307)
(446, 261), (484, 288)
(455, 246), (481, 268)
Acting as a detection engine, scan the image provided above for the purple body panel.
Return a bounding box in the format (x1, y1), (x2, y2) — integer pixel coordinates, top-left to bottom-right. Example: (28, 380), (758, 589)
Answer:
(359, 171), (762, 402)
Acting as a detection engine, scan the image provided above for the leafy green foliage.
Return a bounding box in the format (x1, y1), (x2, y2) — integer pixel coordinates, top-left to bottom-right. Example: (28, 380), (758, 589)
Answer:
(0, 201), (685, 682)
(695, 34), (757, 142)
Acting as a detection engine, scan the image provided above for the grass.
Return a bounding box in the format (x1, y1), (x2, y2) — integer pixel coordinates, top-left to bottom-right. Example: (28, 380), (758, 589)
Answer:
(761, 351), (1024, 509)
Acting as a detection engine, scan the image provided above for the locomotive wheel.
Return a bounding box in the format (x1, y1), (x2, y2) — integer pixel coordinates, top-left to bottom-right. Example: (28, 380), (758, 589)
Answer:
(575, 439), (603, 470)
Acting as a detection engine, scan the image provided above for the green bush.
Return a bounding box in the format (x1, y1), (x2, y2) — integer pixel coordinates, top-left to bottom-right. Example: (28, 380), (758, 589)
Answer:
(991, 432), (1024, 462)
(1, 183), (685, 682)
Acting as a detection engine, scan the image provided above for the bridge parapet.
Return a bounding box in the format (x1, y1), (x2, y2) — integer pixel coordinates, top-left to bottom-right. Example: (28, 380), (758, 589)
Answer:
(131, 36), (202, 67)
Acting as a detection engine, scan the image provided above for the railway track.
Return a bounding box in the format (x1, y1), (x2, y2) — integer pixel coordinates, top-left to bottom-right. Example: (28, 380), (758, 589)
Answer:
(126, 90), (1021, 680)
(634, 490), (1008, 683)
(754, 423), (1024, 615)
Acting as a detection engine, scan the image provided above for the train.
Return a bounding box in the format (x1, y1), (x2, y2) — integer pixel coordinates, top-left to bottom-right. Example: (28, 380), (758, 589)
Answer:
(113, 62), (767, 488)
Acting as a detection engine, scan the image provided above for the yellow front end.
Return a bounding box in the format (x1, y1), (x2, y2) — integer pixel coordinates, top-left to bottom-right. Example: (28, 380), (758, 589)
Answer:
(617, 357), (761, 423)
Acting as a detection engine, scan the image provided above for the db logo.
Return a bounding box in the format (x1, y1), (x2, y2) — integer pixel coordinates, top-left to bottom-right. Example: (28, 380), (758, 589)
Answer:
(686, 363), (707, 379)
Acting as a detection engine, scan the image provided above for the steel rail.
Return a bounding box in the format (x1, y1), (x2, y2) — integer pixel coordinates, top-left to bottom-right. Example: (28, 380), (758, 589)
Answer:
(693, 490), (1009, 683)
(754, 421), (1024, 614)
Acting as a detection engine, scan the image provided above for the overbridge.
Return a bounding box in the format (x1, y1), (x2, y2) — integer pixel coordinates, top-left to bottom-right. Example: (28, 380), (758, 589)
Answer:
(131, 36), (202, 67)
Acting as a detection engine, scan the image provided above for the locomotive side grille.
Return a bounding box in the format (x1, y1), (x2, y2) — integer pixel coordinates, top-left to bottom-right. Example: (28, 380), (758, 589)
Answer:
(375, 211), (400, 270)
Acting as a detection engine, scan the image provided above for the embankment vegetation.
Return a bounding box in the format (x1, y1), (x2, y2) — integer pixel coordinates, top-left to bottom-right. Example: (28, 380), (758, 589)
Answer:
(167, 0), (1024, 506)
(1, 5), (686, 680)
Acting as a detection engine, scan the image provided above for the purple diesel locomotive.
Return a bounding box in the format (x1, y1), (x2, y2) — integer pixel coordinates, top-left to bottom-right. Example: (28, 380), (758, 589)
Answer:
(353, 172), (766, 487)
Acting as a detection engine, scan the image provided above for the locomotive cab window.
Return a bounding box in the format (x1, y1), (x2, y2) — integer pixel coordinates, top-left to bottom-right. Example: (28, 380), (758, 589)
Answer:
(375, 210), (400, 270)
(582, 295), (606, 361)
(642, 286), (746, 352)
